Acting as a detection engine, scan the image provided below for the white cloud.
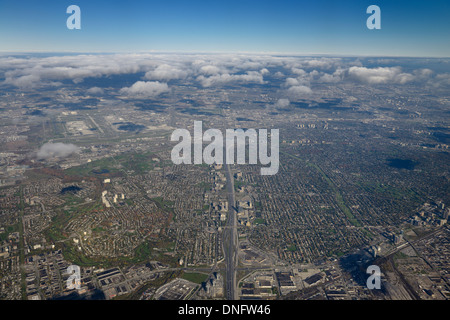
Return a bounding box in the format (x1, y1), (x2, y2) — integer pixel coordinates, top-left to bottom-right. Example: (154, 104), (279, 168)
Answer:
(197, 71), (265, 87)
(4, 74), (41, 88)
(304, 58), (337, 69)
(274, 98), (290, 108)
(287, 85), (312, 98)
(348, 66), (414, 84)
(434, 73), (450, 87)
(319, 73), (340, 83)
(119, 81), (169, 98)
(144, 64), (188, 81)
(199, 65), (222, 75)
(319, 68), (346, 83)
(285, 77), (301, 87)
(283, 73), (311, 90)
(413, 68), (433, 79)
(37, 143), (79, 160)
(291, 68), (306, 76)
(87, 87), (104, 95)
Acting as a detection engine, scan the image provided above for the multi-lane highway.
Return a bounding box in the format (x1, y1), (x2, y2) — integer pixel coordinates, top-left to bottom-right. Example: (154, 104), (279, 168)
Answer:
(223, 162), (238, 300)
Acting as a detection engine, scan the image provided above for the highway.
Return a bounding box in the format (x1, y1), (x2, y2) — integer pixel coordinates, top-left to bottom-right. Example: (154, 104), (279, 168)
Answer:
(223, 161), (238, 300)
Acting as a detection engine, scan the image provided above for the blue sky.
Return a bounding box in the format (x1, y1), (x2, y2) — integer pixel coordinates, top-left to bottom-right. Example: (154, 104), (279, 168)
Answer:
(0, 0), (449, 57)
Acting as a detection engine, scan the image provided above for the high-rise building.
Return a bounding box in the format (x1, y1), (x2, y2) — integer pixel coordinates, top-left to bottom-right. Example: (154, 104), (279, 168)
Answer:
(444, 208), (449, 220)
(393, 233), (403, 245)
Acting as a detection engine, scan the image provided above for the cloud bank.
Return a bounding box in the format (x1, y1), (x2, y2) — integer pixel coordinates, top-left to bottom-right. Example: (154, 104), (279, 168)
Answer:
(0, 53), (447, 96)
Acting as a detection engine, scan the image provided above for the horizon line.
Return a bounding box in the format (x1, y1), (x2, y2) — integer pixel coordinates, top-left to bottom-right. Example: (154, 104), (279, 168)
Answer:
(0, 50), (449, 59)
